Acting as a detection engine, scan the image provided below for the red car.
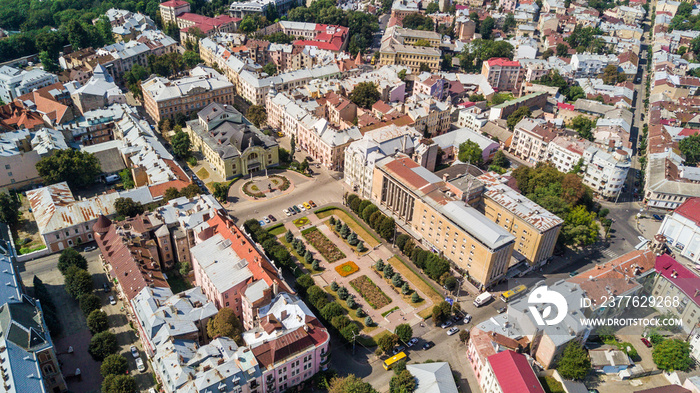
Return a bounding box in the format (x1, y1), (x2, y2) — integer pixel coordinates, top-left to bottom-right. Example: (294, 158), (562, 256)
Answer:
(641, 337), (652, 348)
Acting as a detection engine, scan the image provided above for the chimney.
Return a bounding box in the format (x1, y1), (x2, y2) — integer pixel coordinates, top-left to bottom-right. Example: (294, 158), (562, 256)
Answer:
(443, 173), (449, 182)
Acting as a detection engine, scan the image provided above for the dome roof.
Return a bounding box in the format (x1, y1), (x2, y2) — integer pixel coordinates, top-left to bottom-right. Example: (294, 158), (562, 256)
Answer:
(232, 125), (263, 151)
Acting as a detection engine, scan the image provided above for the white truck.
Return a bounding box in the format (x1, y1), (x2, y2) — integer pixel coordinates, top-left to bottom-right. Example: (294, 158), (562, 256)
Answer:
(473, 292), (492, 307)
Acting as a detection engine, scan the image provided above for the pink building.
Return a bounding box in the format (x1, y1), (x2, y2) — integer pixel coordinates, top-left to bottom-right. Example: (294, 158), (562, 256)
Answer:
(480, 350), (545, 393)
(467, 327), (526, 384)
(482, 58), (523, 93)
(244, 292), (331, 393)
(190, 213), (291, 330)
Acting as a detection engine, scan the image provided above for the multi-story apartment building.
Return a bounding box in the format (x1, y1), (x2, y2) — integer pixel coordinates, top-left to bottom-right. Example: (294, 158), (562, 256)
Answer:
(547, 136), (592, 173)
(190, 212), (290, 330)
(478, 172), (563, 267)
(27, 182), (121, 253)
(159, 0), (191, 24)
(510, 118), (559, 164)
(185, 103), (279, 179)
(141, 66), (235, 122)
(480, 350), (545, 393)
(244, 292), (331, 393)
(372, 155), (515, 289)
(570, 53), (619, 78)
(257, 21), (350, 52)
(0, 66), (59, 103)
(403, 93), (452, 137)
(379, 29), (441, 73)
(467, 327), (525, 386)
(652, 255), (700, 334)
(266, 91), (361, 170)
(344, 124), (422, 198)
(481, 58), (523, 93)
(581, 146), (631, 199)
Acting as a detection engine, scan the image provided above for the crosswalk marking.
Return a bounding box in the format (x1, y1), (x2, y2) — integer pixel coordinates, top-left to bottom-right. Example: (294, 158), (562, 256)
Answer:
(601, 249), (618, 259)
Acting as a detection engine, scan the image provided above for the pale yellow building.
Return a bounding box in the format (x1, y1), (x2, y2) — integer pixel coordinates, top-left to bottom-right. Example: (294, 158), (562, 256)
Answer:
(477, 172), (563, 266)
(379, 26), (441, 73)
(372, 155), (515, 289)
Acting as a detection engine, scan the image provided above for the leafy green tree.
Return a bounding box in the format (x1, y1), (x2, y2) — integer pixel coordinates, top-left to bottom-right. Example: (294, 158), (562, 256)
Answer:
(569, 115), (596, 141)
(479, 17), (495, 39)
(320, 302), (345, 320)
(64, 266), (93, 298)
(247, 105), (268, 128)
(602, 64), (623, 84)
(0, 192), (20, 227)
(36, 149), (102, 189)
(432, 300), (452, 324)
(542, 48), (554, 59)
(556, 43), (570, 57)
(102, 374), (137, 393)
(171, 130), (191, 158)
(349, 82), (380, 109)
(296, 274), (315, 296)
(182, 50), (201, 68)
(492, 150), (510, 168)
(458, 140), (483, 166)
(207, 308), (243, 341)
(557, 342), (591, 380)
(395, 323), (412, 343)
(377, 333), (400, 354)
(211, 182), (229, 202)
(39, 51), (60, 72)
(263, 62), (278, 76)
(568, 86), (586, 101)
(652, 339), (693, 371)
(365, 316), (374, 326)
(503, 13), (516, 33)
(114, 197), (144, 218)
(402, 13), (433, 30)
(459, 330), (470, 343)
(328, 375), (379, 393)
(426, 2), (439, 13)
(337, 286), (349, 300)
(390, 369), (416, 393)
(78, 293), (102, 316)
(87, 309), (109, 334)
(679, 134), (700, 165)
(100, 354), (128, 377)
(89, 331), (118, 361)
(419, 63), (431, 73)
(119, 169), (135, 189)
(507, 106), (532, 131)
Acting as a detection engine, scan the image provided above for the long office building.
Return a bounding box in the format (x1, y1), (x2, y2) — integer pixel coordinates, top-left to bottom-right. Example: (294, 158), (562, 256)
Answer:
(371, 155), (515, 289)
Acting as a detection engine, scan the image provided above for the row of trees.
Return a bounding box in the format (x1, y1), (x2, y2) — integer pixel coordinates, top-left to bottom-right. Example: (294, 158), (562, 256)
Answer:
(330, 218), (366, 253)
(244, 219), (296, 274)
(392, 233), (452, 284)
(345, 194), (396, 241)
(296, 274), (362, 342)
(375, 259), (421, 302)
(286, 230), (322, 271)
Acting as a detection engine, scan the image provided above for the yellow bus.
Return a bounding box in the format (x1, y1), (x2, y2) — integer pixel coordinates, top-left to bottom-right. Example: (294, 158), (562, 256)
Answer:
(500, 285), (527, 302)
(383, 352), (407, 370)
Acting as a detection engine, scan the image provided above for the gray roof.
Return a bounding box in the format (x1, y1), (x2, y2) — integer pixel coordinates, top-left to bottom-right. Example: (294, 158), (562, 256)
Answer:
(406, 362), (459, 393)
(190, 234), (254, 294)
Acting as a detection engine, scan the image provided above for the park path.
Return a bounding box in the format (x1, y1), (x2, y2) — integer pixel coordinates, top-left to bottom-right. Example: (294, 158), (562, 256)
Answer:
(279, 211), (434, 337)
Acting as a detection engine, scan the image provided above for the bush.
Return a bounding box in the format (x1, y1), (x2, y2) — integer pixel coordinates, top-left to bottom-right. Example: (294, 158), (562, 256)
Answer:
(375, 259), (385, 270)
(296, 274), (314, 296)
(312, 260), (320, 270)
(87, 310), (109, 334)
(365, 316), (374, 326)
(357, 241), (366, 252)
(357, 308), (366, 318)
(102, 375), (137, 393)
(320, 302), (345, 321)
(402, 282), (410, 295)
(347, 297), (356, 308)
(337, 286), (349, 300)
(330, 281), (339, 291)
(78, 293), (102, 316)
(395, 323), (412, 343)
(383, 264), (394, 279)
(391, 274), (403, 287)
(89, 331), (118, 361)
(411, 292), (421, 303)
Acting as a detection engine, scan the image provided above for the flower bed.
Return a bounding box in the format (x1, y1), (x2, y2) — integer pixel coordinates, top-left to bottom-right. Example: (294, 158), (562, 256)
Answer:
(302, 227), (345, 262)
(349, 275), (392, 309)
(270, 175), (290, 191)
(335, 261), (359, 277)
(242, 181), (264, 198)
(293, 217), (309, 227)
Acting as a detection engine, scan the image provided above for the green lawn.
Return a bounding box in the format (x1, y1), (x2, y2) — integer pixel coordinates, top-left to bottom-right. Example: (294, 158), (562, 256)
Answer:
(195, 167), (210, 180)
(267, 224), (286, 236)
(324, 286), (377, 333)
(279, 237), (322, 274)
(315, 208), (380, 247)
(388, 256), (442, 304)
(166, 273), (192, 293)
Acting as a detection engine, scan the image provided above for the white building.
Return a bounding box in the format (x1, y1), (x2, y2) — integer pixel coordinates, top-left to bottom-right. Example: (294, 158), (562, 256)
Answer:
(0, 66), (59, 103)
(547, 136), (592, 173)
(570, 53), (620, 78)
(457, 107), (488, 131)
(658, 198), (700, 263)
(582, 146), (631, 199)
(343, 124), (421, 198)
(510, 118), (560, 164)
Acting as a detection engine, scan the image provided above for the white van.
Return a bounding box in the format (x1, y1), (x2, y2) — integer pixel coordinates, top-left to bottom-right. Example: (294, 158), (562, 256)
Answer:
(104, 174), (120, 184)
(473, 292), (492, 307)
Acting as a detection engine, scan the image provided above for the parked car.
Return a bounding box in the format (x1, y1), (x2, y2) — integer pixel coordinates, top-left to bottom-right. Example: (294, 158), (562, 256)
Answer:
(463, 314), (472, 324)
(641, 337), (652, 348)
(83, 245), (96, 252)
(109, 296), (116, 305)
(569, 271), (579, 277)
(447, 327), (459, 336)
(309, 200), (316, 208)
(653, 214), (663, 221)
(440, 320), (453, 329)
(303, 202), (311, 210)
(103, 283), (110, 293)
(423, 342), (434, 350)
(130, 345), (139, 358)
(292, 205), (301, 213)
(392, 346), (406, 355)
(407, 338), (419, 347)
(268, 214), (276, 222)
(297, 204), (306, 211)
(283, 209), (291, 216)
(452, 315), (461, 322)
(135, 357), (146, 372)
(497, 307), (507, 314)
(263, 217), (271, 224)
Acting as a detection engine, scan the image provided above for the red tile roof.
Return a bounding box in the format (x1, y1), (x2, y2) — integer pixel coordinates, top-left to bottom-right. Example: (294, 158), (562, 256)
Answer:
(558, 102), (575, 111)
(488, 351), (545, 393)
(251, 318), (328, 368)
(487, 57), (521, 68)
(655, 255), (700, 307)
(673, 198), (700, 226)
(160, 0), (189, 6)
(678, 128), (700, 137)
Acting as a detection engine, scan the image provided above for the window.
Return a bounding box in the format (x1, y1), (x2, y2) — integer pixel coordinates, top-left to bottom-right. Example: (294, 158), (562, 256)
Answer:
(4, 165), (8, 169)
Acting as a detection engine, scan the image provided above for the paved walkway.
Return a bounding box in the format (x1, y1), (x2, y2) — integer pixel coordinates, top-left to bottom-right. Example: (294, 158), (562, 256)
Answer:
(278, 212), (434, 336)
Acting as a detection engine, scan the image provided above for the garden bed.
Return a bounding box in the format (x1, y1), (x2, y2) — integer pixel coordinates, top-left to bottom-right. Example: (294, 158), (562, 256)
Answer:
(387, 256), (441, 304)
(324, 286), (377, 333)
(269, 175), (290, 191)
(279, 237), (321, 274)
(302, 227), (345, 263)
(335, 261), (359, 277)
(349, 275), (392, 309)
(293, 217), (309, 227)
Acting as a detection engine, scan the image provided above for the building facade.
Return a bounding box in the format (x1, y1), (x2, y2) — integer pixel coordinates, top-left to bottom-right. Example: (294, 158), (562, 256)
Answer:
(481, 58), (523, 93)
